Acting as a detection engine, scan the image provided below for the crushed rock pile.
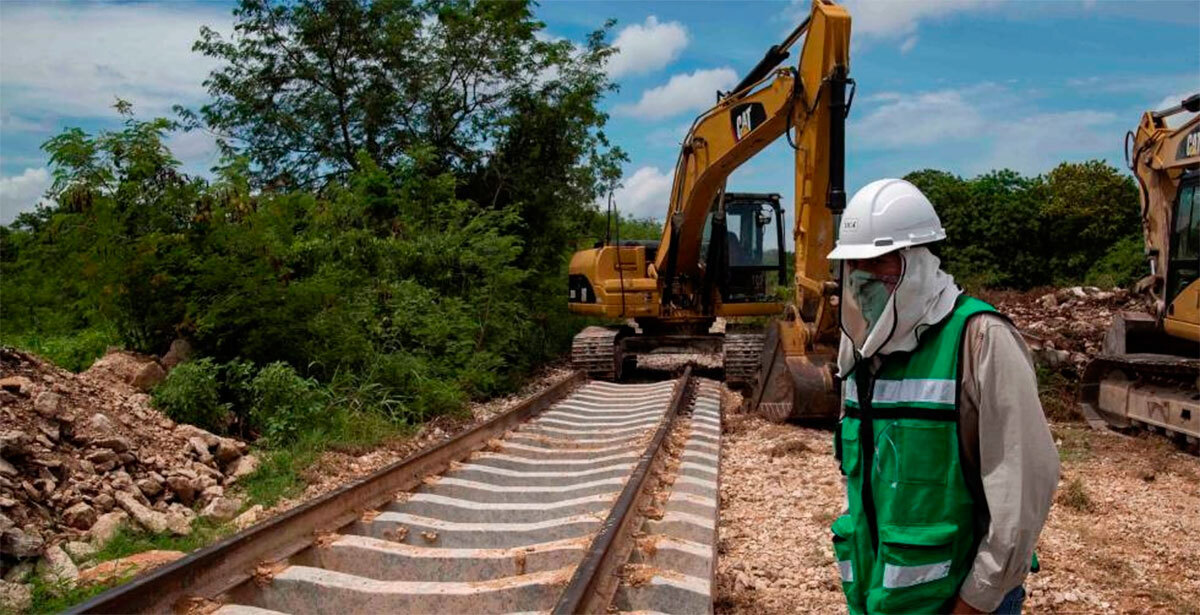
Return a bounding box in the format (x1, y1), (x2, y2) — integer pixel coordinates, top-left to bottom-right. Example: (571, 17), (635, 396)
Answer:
(981, 285), (1152, 373)
(0, 347), (257, 602)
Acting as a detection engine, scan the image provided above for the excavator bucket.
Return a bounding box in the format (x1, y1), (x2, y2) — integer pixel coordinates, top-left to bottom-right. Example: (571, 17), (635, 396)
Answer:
(747, 320), (840, 422)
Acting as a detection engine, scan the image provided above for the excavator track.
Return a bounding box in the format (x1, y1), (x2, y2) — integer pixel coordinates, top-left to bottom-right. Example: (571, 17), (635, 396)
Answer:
(572, 326), (625, 381)
(1080, 353), (1200, 453)
(722, 333), (764, 390)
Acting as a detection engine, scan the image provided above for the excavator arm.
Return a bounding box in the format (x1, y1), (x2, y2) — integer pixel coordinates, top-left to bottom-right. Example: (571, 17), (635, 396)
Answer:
(655, 0), (852, 323)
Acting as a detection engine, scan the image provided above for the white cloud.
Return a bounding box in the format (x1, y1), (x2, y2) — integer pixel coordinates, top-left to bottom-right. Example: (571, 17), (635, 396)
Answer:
(643, 123), (694, 148)
(851, 88), (986, 148)
(166, 130), (222, 175)
(607, 16), (689, 79)
(841, 0), (990, 39)
(983, 110), (1117, 174)
(616, 68), (738, 120)
(850, 82), (1125, 175)
(785, 0), (990, 51)
(0, 167), (52, 225)
(613, 166), (673, 220)
(0, 3), (228, 120)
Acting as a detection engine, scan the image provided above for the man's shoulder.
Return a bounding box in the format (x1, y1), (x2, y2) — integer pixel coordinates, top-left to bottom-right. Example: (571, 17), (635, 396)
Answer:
(962, 308), (1032, 357)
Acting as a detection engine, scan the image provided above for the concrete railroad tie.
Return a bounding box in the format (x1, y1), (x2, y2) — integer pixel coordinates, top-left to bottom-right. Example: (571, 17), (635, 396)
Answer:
(612, 378), (723, 615)
(217, 379), (689, 615)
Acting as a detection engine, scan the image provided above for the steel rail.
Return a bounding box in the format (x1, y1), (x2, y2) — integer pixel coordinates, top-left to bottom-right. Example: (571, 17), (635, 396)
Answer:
(552, 366), (693, 614)
(68, 372), (585, 614)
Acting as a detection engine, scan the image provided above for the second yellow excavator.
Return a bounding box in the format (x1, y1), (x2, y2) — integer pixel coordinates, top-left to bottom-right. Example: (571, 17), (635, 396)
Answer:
(568, 0), (851, 420)
(1080, 94), (1200, 449)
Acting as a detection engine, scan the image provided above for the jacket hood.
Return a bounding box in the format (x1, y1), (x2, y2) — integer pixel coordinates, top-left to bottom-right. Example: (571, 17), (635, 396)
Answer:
(836, 246), (961, 377)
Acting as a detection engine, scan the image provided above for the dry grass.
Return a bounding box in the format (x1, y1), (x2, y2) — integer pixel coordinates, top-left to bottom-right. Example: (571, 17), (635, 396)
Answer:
(1056, 476), (1094, 512)
(765, 439), (810, 458)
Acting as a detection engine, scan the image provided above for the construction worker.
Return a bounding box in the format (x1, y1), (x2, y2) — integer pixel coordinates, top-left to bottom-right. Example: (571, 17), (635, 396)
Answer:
(826, 179), (1059, 614)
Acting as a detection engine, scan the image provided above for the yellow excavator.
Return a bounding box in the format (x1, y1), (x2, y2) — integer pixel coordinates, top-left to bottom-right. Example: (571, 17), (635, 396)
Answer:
(1079, 93), (1200, 449)
(568, 0), (850, 420)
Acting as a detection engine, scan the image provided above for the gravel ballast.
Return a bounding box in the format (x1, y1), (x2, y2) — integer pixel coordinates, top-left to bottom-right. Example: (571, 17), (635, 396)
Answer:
(717, 386), (1200, 614)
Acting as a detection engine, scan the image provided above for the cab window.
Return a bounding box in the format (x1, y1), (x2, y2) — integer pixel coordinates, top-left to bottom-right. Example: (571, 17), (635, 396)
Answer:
(1167, 180), (1199, 303)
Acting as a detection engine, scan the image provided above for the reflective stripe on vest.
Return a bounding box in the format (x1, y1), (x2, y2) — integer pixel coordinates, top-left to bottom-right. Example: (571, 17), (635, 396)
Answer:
(844, 377), (956, 408)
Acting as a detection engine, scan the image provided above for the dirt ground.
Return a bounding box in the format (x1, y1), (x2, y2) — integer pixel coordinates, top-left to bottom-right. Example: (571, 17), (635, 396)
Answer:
(716, 387), (1200, 615)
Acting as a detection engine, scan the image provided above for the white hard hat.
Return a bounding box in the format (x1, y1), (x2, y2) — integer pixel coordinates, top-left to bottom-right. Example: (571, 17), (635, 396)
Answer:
(827, 178), (946, 260)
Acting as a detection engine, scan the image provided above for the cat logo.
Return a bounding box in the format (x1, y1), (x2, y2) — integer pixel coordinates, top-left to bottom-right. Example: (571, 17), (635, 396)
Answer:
(730, 102), (766, 142)
(736, 107), (753, 140)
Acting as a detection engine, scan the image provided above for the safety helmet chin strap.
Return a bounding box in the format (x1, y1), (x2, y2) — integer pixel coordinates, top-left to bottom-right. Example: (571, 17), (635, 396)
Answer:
(836, 246), (961, 377)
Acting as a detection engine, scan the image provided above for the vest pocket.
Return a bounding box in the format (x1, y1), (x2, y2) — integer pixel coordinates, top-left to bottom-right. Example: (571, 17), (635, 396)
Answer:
(837, 417), (860, 476)
(872, 522), (960, 613)
(830, 515), (860, 609)
(891, 421), (954, 485)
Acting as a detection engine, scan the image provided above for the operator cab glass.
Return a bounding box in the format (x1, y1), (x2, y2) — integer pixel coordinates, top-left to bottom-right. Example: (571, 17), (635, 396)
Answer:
(1167, 175), (1199, 305)
(700, 193), (787, 303)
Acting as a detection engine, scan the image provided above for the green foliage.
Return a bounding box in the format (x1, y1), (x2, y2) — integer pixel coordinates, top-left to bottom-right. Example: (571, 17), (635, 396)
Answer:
(91, 518), (233, 563)
(250, 362), (323, 445)
(239, 404), (408, 507)
(25, 572), (127, 615)
(1036, 364), (1079, 423)
(905, 160), (1141, 290)
(1043, 160), (1141, 283)
(615, 215), (663, 241)
(1085, 233), (1147, 289)
(183, 0), (622, 189)
(0, 324), (119, 372)
(151, 358), (229, 433)
(4, 0), (621, 434)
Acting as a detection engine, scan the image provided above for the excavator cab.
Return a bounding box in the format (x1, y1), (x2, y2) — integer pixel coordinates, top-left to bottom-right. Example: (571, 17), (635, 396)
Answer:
(700, 193), (787, 305)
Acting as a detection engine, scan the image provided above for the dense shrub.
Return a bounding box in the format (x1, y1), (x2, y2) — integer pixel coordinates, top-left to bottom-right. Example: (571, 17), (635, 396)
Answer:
(152, 359), (229, 433)
(1085, 233), (1147, 289)
(249, 362), (323, 445)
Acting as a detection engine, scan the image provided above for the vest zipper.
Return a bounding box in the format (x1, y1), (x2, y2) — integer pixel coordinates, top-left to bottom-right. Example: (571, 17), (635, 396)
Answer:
(856, 366), (880, 552)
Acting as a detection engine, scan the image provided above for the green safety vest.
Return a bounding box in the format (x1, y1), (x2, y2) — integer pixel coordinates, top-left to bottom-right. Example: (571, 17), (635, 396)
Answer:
(832, 295), (996, 614)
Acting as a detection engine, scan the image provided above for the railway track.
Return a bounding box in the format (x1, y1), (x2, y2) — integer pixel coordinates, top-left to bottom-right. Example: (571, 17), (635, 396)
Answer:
(70, 368), (722, 614)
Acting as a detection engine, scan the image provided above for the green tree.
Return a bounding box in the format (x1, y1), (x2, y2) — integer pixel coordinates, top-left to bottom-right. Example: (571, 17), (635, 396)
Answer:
(183, 0), (613, 186)
(17, 104), (206, 352)
(1042, 160), (1141, 283)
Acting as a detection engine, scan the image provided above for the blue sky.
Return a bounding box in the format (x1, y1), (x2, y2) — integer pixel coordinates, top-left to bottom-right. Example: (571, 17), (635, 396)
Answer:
(2, 0), (1197, 224)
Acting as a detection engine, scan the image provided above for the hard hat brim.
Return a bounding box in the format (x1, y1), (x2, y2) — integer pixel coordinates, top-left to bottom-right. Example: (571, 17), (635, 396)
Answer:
(826, 242), (901, 260)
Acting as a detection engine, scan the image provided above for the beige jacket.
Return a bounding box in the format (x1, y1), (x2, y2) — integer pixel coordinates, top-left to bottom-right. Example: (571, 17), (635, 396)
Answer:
(956, 314), (1059, 611)
(844, 313), (1059, 612)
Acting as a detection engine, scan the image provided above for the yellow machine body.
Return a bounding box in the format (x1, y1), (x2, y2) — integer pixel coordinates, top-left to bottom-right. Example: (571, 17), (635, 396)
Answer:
(567, 1), (852, 420)
(1080, 95), (1200, 447)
